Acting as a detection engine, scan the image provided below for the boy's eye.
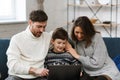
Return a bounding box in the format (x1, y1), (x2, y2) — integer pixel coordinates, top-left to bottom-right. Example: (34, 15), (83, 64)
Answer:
(57, 42), (61, 44)
(63, 42), (66, 44)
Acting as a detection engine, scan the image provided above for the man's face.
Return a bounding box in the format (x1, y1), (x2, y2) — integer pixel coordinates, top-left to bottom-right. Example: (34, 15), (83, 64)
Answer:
(29, 20), (47, 37)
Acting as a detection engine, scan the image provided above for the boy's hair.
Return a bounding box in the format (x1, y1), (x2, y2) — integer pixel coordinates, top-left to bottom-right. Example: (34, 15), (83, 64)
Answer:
(52, 27), (68, 40)
(29, 10), (48, 22)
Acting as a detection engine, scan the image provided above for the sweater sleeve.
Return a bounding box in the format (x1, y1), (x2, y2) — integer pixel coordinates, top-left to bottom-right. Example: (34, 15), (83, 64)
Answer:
(78, 33), (108, 70)
(6, 36), (30, 74)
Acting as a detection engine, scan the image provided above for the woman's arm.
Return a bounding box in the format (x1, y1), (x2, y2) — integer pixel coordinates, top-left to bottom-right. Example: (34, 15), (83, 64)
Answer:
(66, 34), (108, 69)
(78, 34), (107, 69)
(66, 41), (80, 59)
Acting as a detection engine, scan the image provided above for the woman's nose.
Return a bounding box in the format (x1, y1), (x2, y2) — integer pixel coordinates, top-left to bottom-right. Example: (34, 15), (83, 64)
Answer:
(78, 33), (82, 38)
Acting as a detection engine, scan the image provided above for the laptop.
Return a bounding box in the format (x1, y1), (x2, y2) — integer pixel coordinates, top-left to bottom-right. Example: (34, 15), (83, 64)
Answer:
(47, 65), (81, 80)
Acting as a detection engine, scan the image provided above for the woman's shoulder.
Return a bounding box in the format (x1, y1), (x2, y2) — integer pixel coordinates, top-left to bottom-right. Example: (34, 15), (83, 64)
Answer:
(94, 32), (102, 37)
(92, 33), (104, 44)
(93, 33), (102, 40)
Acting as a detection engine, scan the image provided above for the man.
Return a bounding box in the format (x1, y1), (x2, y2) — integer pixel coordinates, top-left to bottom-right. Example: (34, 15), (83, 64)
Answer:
(5, 10), (52, 80)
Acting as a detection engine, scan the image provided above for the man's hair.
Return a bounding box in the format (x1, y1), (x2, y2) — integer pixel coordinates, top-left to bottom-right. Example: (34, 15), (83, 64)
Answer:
(29, 10), (48, 22)
(52, 27), (68, 40)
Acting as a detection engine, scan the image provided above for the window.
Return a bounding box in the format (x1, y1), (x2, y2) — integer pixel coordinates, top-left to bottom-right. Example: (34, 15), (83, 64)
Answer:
(0, 0), (26, 24)
(0, 0), (15, 20)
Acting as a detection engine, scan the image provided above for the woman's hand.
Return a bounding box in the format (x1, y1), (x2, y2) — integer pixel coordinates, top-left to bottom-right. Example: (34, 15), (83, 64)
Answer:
(65, 41), (72, 50)
(67, 47), (80, 59)
(66, 41), (80, 59)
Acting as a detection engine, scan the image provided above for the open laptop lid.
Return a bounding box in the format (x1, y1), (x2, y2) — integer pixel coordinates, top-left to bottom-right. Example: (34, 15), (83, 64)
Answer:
(47, 65), (81, 80)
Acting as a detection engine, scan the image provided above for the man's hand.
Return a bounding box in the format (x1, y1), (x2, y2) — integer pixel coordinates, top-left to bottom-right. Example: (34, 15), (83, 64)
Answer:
(29, 67), (49, 77)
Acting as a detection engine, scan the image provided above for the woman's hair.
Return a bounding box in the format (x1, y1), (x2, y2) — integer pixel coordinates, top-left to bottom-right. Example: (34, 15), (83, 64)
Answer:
(71, 16), (98, 48)
(52, 27), (68, 40)
(29, 10), (48, 22)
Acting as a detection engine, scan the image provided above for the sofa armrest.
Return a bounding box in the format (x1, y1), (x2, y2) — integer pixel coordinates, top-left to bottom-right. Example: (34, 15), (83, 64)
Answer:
(0, 39), (10, 80)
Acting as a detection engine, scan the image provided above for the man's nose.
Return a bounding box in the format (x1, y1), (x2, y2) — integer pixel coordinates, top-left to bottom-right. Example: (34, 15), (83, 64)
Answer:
(40, 28), (45, 32)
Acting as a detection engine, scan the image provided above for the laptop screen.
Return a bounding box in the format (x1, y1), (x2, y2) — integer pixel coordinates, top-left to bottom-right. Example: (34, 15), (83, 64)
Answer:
(47, 65), (81, 80)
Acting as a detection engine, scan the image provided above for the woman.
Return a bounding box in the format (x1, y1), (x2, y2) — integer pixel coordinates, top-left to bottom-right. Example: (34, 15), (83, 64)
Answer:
(67, 16), (120, 80)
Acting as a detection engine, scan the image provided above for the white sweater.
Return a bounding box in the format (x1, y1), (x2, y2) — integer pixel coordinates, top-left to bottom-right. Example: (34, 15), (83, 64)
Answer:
(6, 26), (52, 78)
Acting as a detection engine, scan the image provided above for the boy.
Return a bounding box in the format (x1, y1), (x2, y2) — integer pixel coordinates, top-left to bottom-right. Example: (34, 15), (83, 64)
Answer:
(45, 27), (81, 66)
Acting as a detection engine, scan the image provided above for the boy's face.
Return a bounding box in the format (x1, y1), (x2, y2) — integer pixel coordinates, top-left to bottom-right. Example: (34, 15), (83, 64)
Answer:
(52, 39), (67, 53)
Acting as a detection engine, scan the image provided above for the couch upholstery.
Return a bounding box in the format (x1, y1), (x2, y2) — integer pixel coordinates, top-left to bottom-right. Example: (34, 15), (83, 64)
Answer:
(103, 38), (120, 59)
(0, 38), (120, 80)
(0, 39), (9, 80)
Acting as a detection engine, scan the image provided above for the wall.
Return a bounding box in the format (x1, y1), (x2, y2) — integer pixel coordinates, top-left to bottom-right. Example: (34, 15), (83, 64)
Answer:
(0, 0), (120, 39)
(69, 0), (120, 37)
(44, 0), (120, 37)
(0, 0), (40, 39)
(44, 0), (67, 31)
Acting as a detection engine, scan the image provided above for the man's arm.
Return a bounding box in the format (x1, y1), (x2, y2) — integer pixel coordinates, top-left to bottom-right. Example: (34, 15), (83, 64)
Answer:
(6, 37), (30, 74)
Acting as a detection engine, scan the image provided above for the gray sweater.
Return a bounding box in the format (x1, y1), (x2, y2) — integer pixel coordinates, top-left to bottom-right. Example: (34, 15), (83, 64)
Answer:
(74, 33), (120, 80)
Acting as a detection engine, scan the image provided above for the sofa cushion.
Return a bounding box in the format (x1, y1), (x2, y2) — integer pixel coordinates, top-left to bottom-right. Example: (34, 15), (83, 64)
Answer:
(0, 39), (10, 80)
(113, 55), (120, 71)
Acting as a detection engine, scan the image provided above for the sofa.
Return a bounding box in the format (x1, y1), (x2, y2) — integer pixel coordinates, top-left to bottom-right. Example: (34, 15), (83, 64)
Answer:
(0, 39), (9, 80)
(0, 38), (120, 80)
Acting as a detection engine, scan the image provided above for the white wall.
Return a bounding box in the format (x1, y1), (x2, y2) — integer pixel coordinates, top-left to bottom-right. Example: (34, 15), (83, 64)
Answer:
(44, 0), (67, 31)
(44, 0), (120, 37)
(0, 0), (120, 38)
(0, 0), (40, 39)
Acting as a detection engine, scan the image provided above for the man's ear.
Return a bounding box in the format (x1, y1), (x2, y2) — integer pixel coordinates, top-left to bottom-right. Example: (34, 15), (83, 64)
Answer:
(28, 20), (33, 25)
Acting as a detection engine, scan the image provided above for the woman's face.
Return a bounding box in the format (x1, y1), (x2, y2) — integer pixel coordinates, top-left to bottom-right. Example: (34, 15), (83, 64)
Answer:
(74, 26), (84, 41)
